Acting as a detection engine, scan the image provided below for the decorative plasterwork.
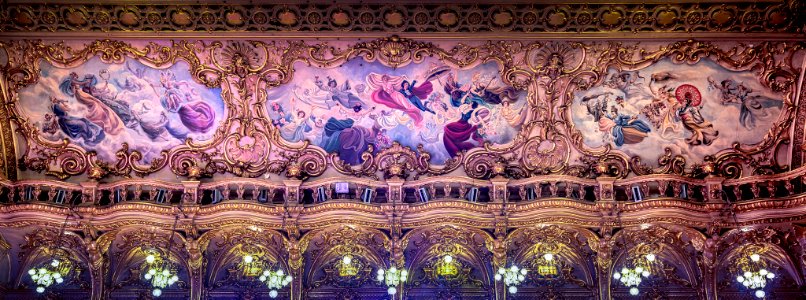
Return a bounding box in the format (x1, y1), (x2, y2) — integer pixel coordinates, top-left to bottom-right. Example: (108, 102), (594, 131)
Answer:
(0, 1), (802, 36)
(1, 37), (802, 182)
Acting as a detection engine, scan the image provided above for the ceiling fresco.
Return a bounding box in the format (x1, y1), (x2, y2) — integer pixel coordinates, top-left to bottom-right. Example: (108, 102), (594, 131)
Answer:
(18, 58), (225, 163)
(268, 58), (527, 164)
(1, 38), (803, 181)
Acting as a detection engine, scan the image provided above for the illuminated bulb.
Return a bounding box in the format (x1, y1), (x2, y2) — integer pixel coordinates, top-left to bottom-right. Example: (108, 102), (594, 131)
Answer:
(744, 271), (752, 278)
(269, 290), (278, 298)
(642, 270), (650, 277)
(755, 290), (765, 298)
(518, 275), (525, 281)
(629, 287), (639, 296)
(243, 255), (253, 264)
(53, 273), (61, 279)
(376, 274), (384, 281)
(759, 269), (768, 276)
(387, 286), (397, 295)
(737, 276), (745, 283)
(171, 275), (178, 282)
(152, 288), (162, 297)
(508, 286), (518, 294)
(766, 273), (775, 279)
(259, 275), (266, 282)
(645, 254), (656, 262)
(443, 255), (453, 263)
(55, 278), (63, 284)
(36, 286), (45, 293)
(520, 268), (527, 275)
(162, 269), (170, 276)
(390, 266), (397, 273)
(494, 273), (502, 281)
(543, 253), (554, 261)
(28, 269), (36, 275)
(377, 269), (384, 275)
(342, 255), (352, 265)
(263, 270), (271, 276)
(51, 260), (60, 267)
(498, 268), (505, 275)
(146, 255), (155, 264)
(621, 268), (629, 274)
(613, 273), (621, 280)
(750, 254), (760, 262)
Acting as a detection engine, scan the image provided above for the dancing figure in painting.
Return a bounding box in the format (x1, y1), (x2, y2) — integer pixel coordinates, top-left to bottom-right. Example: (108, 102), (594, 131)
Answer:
(48, 96), (106, 146)
(605, 106), (651, 147)
(319, 117), (385, 165)
(400, 80), (436, 114)
(641, 83), (682, 139)
(367, 73), (432, 126)
(279, 110), (314, 142)
(707, 77), (778, 130)
(675, 84), (719, 146)
(59, 72), (125, 135)
(150, 71), (216, 133)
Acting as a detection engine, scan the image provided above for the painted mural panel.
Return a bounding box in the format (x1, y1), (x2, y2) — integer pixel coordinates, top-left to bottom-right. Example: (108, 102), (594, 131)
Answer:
(18, 58), (225, 162)
(266, 58), (529, 164)
(571, 58), (783, 164)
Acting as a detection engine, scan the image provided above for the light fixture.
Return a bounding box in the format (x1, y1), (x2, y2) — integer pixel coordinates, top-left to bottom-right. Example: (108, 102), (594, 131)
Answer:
(239, 252), (267, 278)
(614, 252), (656, 296)
(495, 264), (527, 294)
(735, 252), (775, 299)
(436, 254), (459, 277)
(377, 265), (408, 295)
(259, 268), (292, 298)
(28, 256), (71, 293)
(536, 251), (558, 277)
(336, 254), (359, 277)
(143, 215), (181, 297)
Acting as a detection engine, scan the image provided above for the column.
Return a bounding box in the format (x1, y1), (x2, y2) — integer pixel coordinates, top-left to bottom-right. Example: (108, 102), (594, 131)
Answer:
(283, 179), (303, 204)
(490, 176), (509, 203)
(704, 176), (725, 203)
(181, 181), (201, 204)
(80, 181), (99, 205)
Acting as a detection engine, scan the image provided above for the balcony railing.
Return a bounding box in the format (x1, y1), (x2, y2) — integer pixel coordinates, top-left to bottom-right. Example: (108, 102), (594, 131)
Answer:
(2, 166), (806, 207)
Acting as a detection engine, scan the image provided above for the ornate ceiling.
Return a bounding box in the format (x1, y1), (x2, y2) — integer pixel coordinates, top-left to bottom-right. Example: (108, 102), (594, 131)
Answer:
(0, 1), (805, 300)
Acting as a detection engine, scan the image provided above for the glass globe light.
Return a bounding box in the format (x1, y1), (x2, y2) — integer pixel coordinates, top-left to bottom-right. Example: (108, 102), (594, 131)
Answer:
(443, 255), (453, 263)
(543, 253), (554, 261)
(750, 254), (760, 262)
(494, 273), (502, 281)
(766, 273), (775, 279)
(152, 288), (162, 297)
(146, 255), (155, 264)
(342, 255), (352, 265)
(613, 273), (621, 280)
(269, 290), (279, 298)
(737, 276), (745, 282)
(508, 286), (518, 294)
(51, 260), (60, 267)
(243, 255), (253, 264)
(629, 287), (639, 296)
(645, 254), (656, 262)
(28, 269), (36, 275)
(755, 290), (765, 298)
(387, 286), (397, 295)
(36, 286), (45, 293)
(377, 269), (384, 275)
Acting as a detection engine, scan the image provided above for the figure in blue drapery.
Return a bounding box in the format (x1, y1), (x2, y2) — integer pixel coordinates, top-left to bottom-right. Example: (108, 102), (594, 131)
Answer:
(608, 106), (651, 147)
(319, 117), (378, 165)
(400, 80), (436, 114)
(49, 97), (105, 146)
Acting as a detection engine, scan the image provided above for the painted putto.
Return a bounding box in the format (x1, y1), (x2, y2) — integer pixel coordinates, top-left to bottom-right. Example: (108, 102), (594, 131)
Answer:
(571, 58), (783, 164)
(19, 58), (225, 162)
(267, 58), (529, 164)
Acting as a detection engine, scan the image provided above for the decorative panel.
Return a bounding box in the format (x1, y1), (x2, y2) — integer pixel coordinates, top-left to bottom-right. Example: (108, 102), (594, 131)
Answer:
(1, 38), (803, 181)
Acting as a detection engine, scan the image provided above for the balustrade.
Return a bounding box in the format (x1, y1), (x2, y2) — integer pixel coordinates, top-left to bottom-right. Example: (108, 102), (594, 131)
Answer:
(3, 167), (806, 208)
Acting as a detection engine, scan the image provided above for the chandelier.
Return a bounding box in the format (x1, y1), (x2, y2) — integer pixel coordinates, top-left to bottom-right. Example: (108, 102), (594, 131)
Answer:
(613, 253), (656, 296)
(143, 215), (181, 297)
(28, 253), (72, 293)
(143, 252), (179, 297)
(495, 264), (527, 294)
(259, 268), (292, 298)
(735, 252), (776, 299)
(376, 265), (408, 295)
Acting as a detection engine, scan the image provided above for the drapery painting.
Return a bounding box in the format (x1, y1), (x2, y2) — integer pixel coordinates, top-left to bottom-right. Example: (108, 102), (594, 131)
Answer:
(571, 58), (783, 163)
(266, 58), (528, 164)
(18, 58), (225, 162)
